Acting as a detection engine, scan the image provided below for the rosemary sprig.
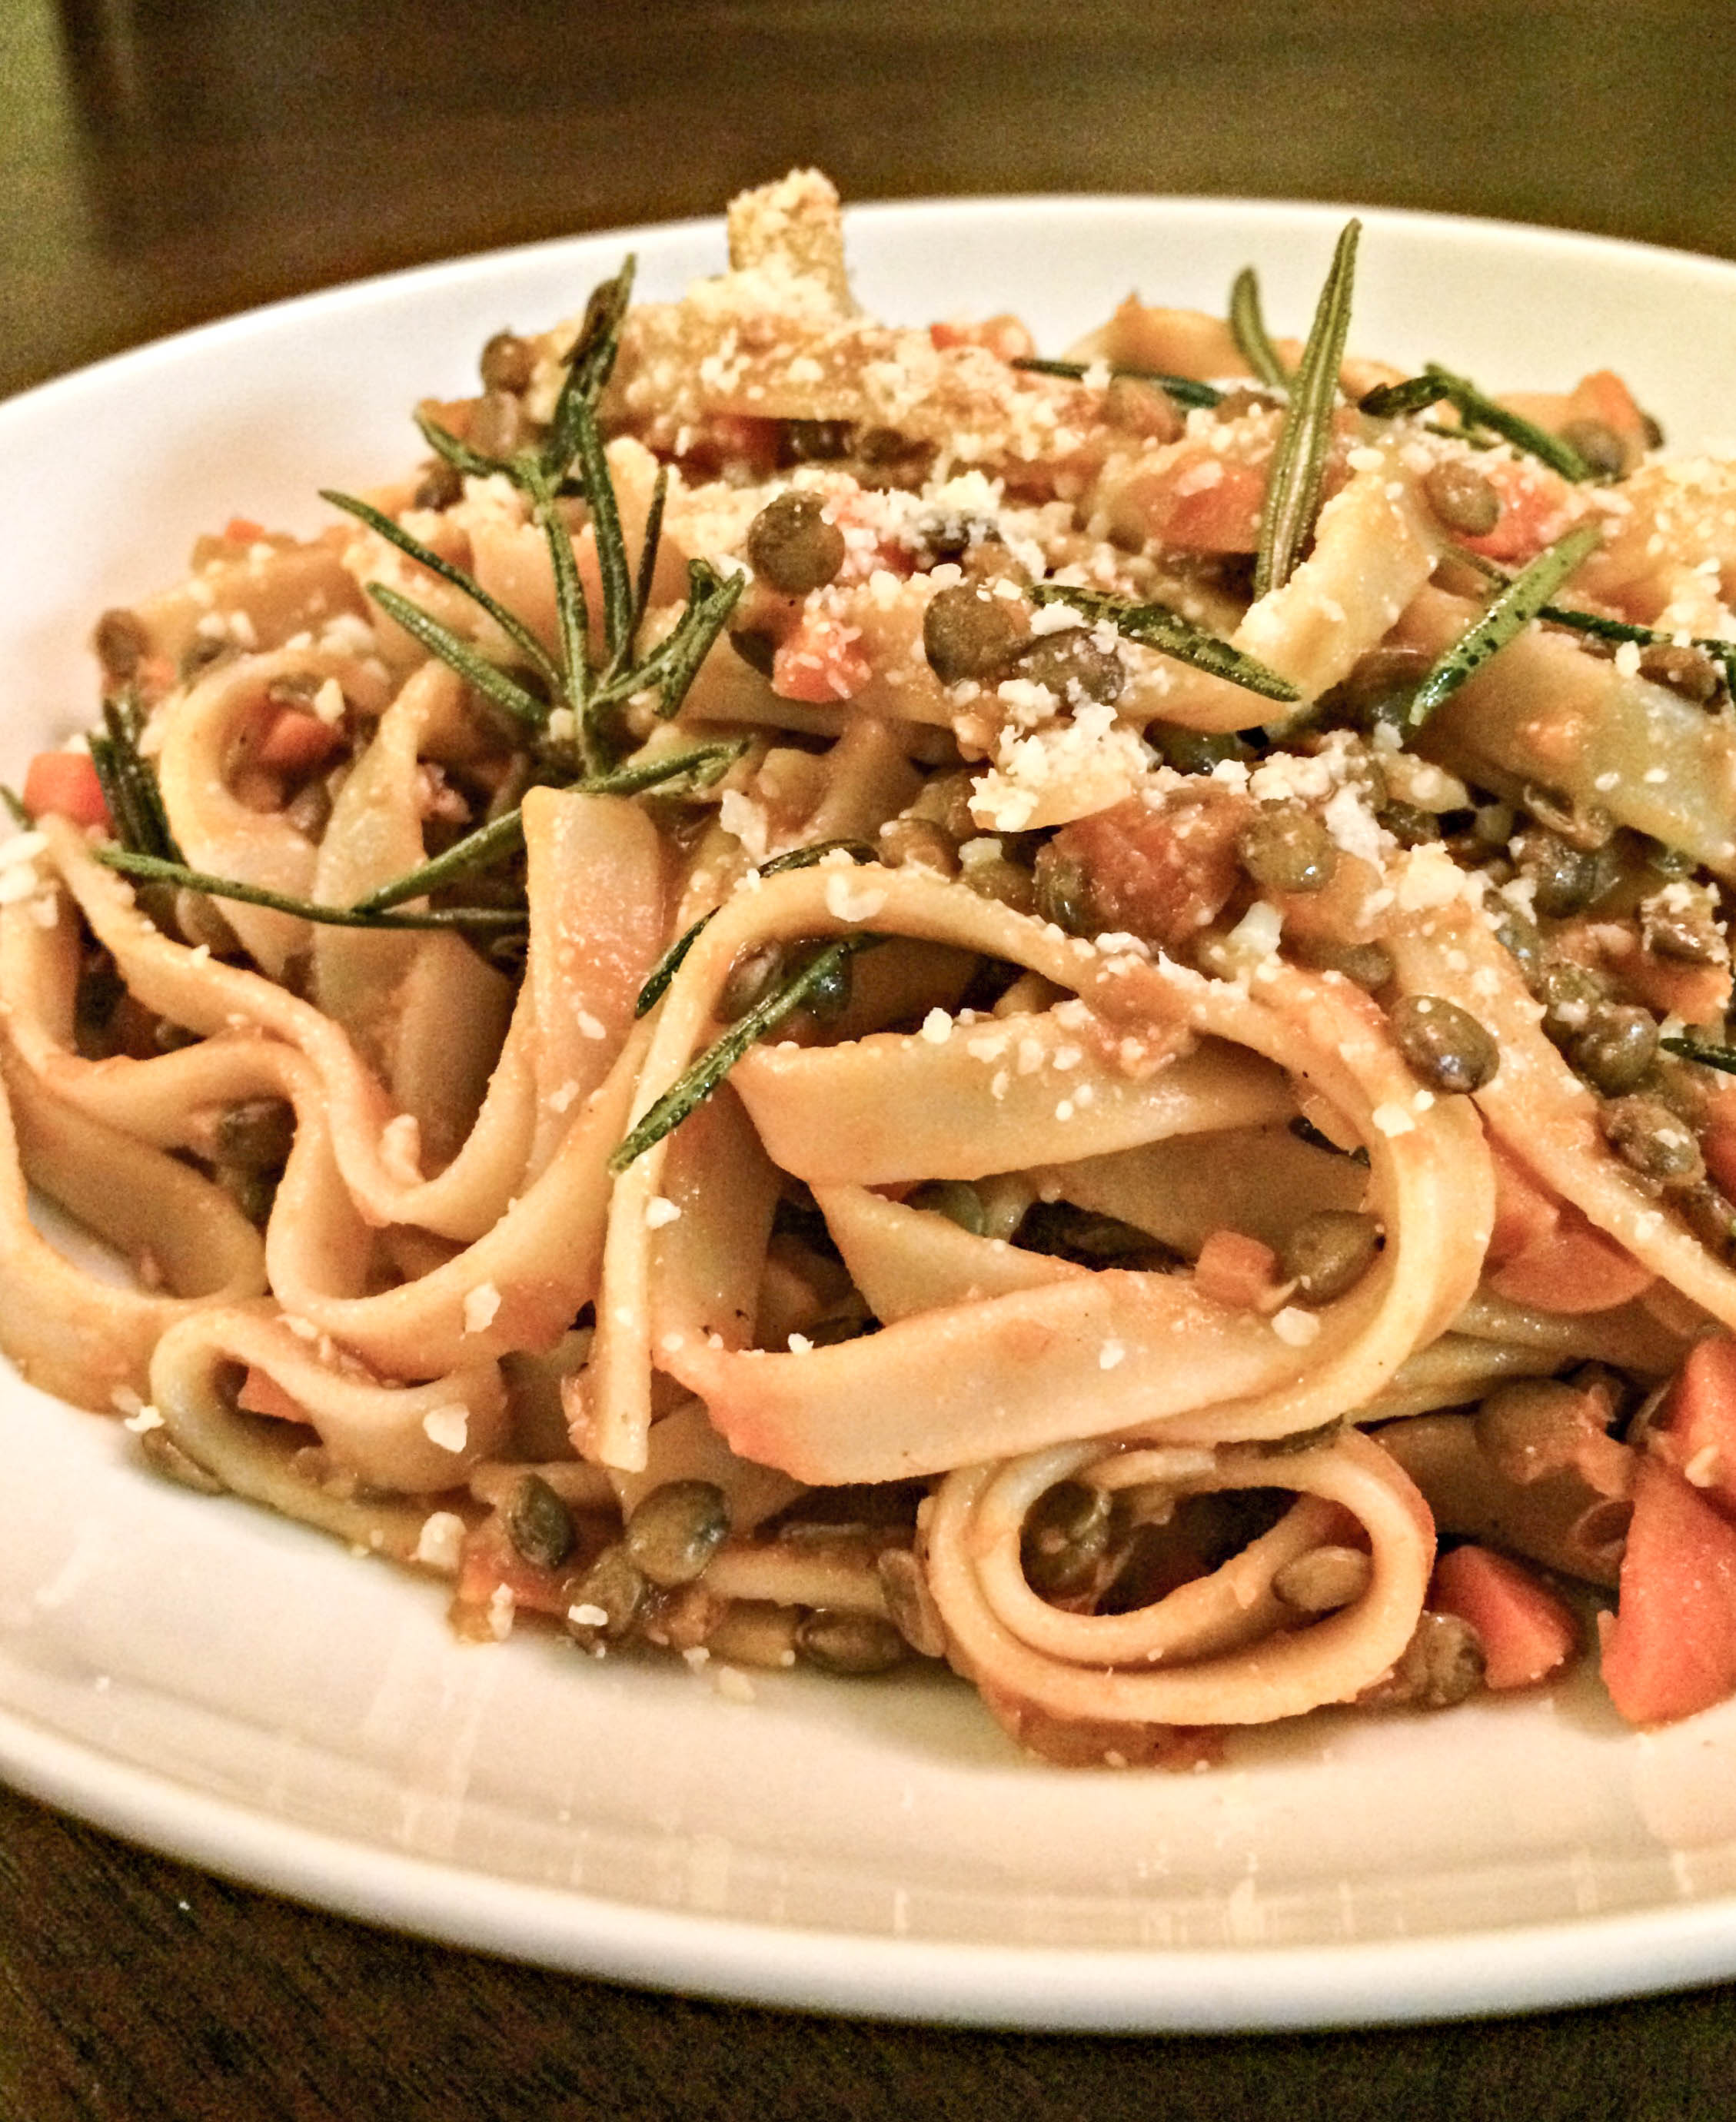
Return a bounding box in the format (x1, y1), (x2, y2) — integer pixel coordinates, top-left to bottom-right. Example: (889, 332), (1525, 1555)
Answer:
(92, 848), (527, 930)
(634, 839), (879, 1018)
(572, 398), (633, 667)
(414, 408), (506, 482)
(321, 489), (563, 697)
(355, 737), (750, 913)
(1405, 521), (1603, 730)
(1253, 220), (1360, 601)
(0, 787), (28, 829)
(1228, 266), (1289, 389)
(1359, 366), (1594, 484)
(1010, 357), (1222, 411)
(543, 254), (636, 476)
(365, 584), (550, 730)
(632, 465), (670, 644)
(1451, 545), (1736, 697)
(88, 693), (183, 862)
(592, 559), (745, 721)
(1662, 1036), (1736, 1076)
(610, 933), (886, 1172)
(1027, 583), (1299, 703)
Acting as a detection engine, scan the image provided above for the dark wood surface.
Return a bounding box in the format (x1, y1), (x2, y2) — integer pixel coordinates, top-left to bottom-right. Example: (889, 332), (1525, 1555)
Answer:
(6, 0), (1736, 2112)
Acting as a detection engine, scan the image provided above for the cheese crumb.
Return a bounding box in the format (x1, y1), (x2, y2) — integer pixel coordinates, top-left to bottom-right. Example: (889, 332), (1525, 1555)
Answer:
(1099, 1339), (1126, 1371)
(713, 1665), (757, 1705)
(421, 1404), (470, 1453)
(487, 1582), (516, 1640)
(462, 1283), (501, 1335)
(920, 1007), (953, 1043)
(1271, 1307), (1322, 1347)
(1371, 1101), (1417, 1138)
(414, 1511), (466, 1572)
(645, 1196), (683, 1230)
(123, 1403), (165, 1434)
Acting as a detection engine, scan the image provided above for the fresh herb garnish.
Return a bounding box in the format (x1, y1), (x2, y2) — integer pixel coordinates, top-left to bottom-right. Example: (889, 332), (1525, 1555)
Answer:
(634, 839), (879, 1018)
(1228, 266), (1289, 390)
(1662, 1036), (1736, 1076)
(1359, 366), (1595, 484)
(1010, 357), (1222, 411)
(1405, 521), (1603, 729)
(88, 693), (183, 862)
(1028, 583), (1300, 703)
(1252, 220), (1361, 600)
(610, 933), (887, 1172)
(91, 849), (528, 930)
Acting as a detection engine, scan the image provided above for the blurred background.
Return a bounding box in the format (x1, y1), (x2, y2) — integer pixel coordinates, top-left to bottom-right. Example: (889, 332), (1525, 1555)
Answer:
(7, 0), (1736, 398)
(7, 2), (1736, 2115)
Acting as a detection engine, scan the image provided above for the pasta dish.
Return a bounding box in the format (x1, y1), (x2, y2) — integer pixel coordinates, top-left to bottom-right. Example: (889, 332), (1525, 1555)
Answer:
(7, 171), (1736, 1768)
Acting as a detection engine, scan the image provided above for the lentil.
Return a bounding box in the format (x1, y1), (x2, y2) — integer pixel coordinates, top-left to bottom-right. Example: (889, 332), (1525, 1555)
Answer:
(1570, 1003), (1659, 1096)
(478, 330), (535, 394)
(1601, 1096), (1706, 1189)
(1292, 936), (1395, 991)
(1023, 1479), (1116, 1598)
(1560, 417), (1628, 479)
(922, 583), (1028, 684)
(505, 1472), (575, 1570)
(624, 1479), (731, 1587)
(1516, 827), (1608, 919)
(1272, 1544), (1371, 1614)
(1006, 628), (1126, 707)
(94, 607), (148, 686)
(746, 491), (846, 596)
(1238, 805), (1338, 893)
(565, 1545), (646, 1641)
(1279, 1209), (1381, 1303)
(1640, 642), (1724, 705)
(796, 1609), (909, 1676)
(1389, 994), (1500, 1094)
(906, 1180), (989, 1235)
(1422, 459), (1502, 537)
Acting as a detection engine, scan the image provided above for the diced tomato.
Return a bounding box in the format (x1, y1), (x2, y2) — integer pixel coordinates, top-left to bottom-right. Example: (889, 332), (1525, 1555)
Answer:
(1601, 1455), (1736, 1725)
(236, 1367), (308, 1424)
(1045, 789), (1250, 953)
(252, 706), (345, 777)
(1430, 1543), (1578, 1691)
(1657, 1333), (1736, 1521)
(930, 314), (1037, 362)
(1618, 951), (1732, 1027)
(223, 517), (267, 545)
(1485, 1209), (1655, 1313)
(453, 1515), (584, 1623)
(1454, 457), (1582, 566)
(1193, 1229), (1281, 1311)
(770, 610), (872, 702)
(1118, 451), (1269, 553)
(21, 751), (110, 830)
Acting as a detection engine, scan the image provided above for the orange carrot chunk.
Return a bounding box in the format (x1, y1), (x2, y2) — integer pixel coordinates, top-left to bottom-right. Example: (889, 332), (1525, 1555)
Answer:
(1430, 1543), (1578, 1691)
(21, 750), (110, 830)
(236, 1366), (307, 1424)
(1193, 1229), (1281, 1312)
(1485, 1204), (1655, 1314)
(1601, 1456), (1736, 1726)
(1657, 1332), (1736, 1522)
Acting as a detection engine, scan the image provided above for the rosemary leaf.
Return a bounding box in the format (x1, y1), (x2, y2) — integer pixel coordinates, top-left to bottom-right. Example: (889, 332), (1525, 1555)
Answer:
(544, 254), (637, 476)
(1359, 368), (1594, 483)
(610, 934), (883, 1172)
(634, 838), (879, 1018)
(358, 739), (748, 914)
(1027, 584), (1299, 703)
(0, 786), (27, 829)
(94, 848), (527, 930)
(572, 399), (633, 667)
(89, 693), (181, 862)
(1405, 521), (1603, 730)
(1011, 356), (1222, 410)
(595, 560), (744, 720)
(413, 409), (506, 481)
(1228, 266), (1289, 389)
(1253, 219), (1360, 601)
(323, 490), (562, 694)
(633, 464), (670, 650)
(364, 584), (549, 730)
(518, 460), (590, 726)
(1661, 1036), (1736, 1076)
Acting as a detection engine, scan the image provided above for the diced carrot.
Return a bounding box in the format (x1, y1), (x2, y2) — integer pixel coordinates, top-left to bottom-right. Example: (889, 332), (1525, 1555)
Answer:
(930, 314), (1036, 362)
(21, 751), (111, 830)
(770, 611), (873, 702)
(1430, 1543), (1578, 1691)
(236, 1367), (308, 1424)
(1117, 451), (1269, 553)
(1601, 1455), (1736, 1725)
(223, 517), (266, 545)
(252, 706), (345, 777)
(1618, 951), (1733, 1026)
(1657, 1333), (1736, 1521)
(1485, 1203), (1655, 1313)
(1193, 1229), (1281, 1311)
(1045, 788), (1251, 953)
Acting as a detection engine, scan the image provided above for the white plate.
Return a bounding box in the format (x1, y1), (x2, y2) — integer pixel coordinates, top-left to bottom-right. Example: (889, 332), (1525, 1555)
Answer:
(5, 198), (1736, 2033)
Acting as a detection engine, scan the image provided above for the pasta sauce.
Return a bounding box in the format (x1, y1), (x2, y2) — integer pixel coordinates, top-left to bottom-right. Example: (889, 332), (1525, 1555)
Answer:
(7, 171), (1736, 1764)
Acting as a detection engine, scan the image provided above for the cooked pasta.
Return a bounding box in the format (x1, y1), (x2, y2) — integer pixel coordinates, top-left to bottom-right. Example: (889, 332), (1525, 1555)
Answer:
(11, 169), (1736, 1762)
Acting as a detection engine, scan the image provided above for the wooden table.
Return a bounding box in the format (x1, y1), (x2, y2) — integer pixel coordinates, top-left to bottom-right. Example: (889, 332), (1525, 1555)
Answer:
(6, 0), (1736, 2112)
